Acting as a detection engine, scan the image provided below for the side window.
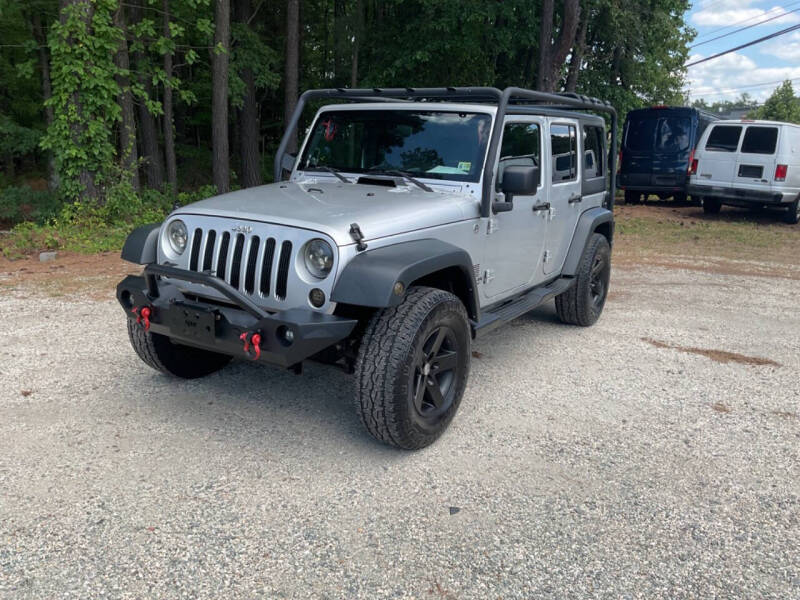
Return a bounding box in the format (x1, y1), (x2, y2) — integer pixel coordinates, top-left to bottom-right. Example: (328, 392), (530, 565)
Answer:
(741, 126), (778, 154)
(583, 125), (604, 178)
(705, 125), (742, 152)
(497, 122), (541, 189)
(551, 124), (577, 182)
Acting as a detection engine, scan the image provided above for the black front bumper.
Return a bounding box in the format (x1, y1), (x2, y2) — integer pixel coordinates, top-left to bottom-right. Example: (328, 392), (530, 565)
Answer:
(117, 264), (357, 368)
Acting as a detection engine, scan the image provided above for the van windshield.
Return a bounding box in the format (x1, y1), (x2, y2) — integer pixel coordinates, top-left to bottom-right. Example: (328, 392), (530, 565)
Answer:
(297, 109), (492, 182)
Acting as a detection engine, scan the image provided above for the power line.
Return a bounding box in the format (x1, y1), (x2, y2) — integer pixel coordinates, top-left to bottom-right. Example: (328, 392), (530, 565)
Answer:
(686, 22), (800, 67)
(688, 76), (800, 96)
(692, 1), (800, 42)
(690, 5), (800, 49)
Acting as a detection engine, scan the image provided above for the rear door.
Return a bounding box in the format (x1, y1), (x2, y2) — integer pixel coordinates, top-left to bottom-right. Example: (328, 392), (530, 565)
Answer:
(652, 114), (692, 189)
(544, 120), (581, 276)
(622, 116), (656, 186)
(734, 125), (779, 193)
(696, 124), (743, 185)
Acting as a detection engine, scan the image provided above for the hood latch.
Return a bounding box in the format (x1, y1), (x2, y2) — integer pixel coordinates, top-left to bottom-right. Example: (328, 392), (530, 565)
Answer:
(349, 223), (368, 252)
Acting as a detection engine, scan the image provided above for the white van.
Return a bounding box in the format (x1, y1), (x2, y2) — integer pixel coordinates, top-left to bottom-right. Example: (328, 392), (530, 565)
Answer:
(688, 119), (800, 223)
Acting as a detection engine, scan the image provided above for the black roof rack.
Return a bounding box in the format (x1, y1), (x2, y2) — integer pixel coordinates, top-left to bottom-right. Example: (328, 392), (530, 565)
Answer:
(274, 86), (618, 215)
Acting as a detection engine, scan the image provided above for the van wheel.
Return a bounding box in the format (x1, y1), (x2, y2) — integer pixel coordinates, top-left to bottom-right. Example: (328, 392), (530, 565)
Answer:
(784, 199), (800, 224)
(674, 192), (687, 203)
(702, 197), (722, 214)
(555, 233), (611, 327)
(355, 287), (470, 450)
(624, 190), (640, 204)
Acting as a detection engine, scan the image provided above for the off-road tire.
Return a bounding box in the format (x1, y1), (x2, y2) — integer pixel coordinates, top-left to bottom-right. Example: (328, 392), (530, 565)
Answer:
(555, 233), (611, 327)
(783, 199), (800, 224)
(354, 286), (470, 450)
(624, 190), (640, 204)
(703, 196), (722, 214)
(127, 320), (232, 379)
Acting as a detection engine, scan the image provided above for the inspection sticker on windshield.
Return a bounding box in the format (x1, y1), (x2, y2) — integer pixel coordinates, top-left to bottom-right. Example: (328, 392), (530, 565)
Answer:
(457, 161), (471, 171)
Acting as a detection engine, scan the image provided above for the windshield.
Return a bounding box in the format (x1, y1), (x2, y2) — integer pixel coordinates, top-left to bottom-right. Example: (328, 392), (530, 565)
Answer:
(297, 109), (493, 182)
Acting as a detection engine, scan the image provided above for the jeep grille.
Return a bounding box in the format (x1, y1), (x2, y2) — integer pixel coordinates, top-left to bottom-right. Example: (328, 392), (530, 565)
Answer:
(187, 227), (294, 301)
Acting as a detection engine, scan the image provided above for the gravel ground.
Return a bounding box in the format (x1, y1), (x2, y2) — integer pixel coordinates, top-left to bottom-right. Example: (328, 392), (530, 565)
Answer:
(1, 260), (799, 599)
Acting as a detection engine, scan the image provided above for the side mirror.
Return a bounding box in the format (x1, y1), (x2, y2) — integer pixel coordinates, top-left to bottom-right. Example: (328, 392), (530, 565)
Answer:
(502, 165), (539, 197)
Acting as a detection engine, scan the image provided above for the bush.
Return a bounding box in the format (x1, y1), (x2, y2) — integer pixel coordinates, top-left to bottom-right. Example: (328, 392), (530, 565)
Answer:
(0, 186), (62, 226)
(0, 182), (217, 259)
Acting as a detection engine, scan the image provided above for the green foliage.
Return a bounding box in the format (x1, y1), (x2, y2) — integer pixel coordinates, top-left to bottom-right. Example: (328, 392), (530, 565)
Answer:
(0, 115), (42, 157)
(751, 81), (800, 124)
(0, 185), (61, 225)
(40, 0), (122, 201)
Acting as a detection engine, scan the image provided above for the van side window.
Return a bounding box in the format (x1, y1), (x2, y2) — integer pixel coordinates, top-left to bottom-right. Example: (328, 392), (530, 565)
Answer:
(583, 125), (604, 178)
(551, 124), (577, 182)
(705, 125), (742, 152)
(497, 122), (540, 190)
(741, 127), (778, 154)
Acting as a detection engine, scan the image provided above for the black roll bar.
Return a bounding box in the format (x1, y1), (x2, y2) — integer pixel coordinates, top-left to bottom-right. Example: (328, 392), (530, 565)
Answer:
(273, 86), (618, 216)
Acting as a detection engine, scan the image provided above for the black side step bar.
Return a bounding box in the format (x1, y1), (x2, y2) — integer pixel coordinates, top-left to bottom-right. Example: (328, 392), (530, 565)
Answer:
(473, 277), (574, 338)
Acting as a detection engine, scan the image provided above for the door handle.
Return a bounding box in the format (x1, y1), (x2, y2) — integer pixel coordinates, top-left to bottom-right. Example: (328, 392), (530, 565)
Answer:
(568, 194), (582, 204)
(532, 202), (551, 212)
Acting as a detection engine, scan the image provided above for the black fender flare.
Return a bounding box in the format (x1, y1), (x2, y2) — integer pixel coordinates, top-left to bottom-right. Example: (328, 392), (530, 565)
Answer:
(121, 223), (160, 265)
(331, 239), (479, 320)
(562, 207), (614, 276)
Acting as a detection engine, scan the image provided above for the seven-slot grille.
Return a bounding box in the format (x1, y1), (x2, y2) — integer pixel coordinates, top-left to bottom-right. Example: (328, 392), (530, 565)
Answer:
(187, 227), (293, 300)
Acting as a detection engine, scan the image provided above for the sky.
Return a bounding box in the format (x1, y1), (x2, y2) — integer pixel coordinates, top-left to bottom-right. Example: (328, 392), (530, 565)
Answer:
(684, 0), (800, 105)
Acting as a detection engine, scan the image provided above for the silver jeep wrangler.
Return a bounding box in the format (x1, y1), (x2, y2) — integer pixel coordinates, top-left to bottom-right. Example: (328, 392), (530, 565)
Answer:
(117, 87), (618, 450)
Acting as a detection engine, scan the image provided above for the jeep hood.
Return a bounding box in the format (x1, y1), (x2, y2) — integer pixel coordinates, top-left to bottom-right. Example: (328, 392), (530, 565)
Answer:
(173, 181), (480, 246)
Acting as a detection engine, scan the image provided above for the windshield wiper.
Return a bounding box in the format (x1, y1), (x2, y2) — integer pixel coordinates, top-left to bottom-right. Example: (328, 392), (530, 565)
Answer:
(367, 167), (433, 192)
(305, 165), (351, 183)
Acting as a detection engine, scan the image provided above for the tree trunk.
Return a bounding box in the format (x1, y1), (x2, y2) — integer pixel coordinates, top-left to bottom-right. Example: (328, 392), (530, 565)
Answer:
(30, 12), (59, 190)
(536, 0), (580, 93)
(60, 0), (99, 200)
(131, 0), (164, 190)
(235, 0), (262, 188)
(211, 0), (231, 194)
(113, 6), (140, 191)
(351, 0), (362, 88)
(565, 1), (590, 93)
(162, 0), (177, 190)
(284, 0), (300, 154)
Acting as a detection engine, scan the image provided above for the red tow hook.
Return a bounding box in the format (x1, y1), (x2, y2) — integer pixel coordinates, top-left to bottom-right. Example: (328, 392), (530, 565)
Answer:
(239, 331), (262, 360)
(131, 306), (151, 331)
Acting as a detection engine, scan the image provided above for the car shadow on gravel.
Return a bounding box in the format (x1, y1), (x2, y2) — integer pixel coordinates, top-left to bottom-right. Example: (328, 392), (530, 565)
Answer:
(125, 357), (409, 456)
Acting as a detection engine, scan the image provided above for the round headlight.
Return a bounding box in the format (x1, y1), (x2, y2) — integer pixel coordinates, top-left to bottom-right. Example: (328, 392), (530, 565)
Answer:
(166, 219), (188, 255)
(304, 239), (334, 279)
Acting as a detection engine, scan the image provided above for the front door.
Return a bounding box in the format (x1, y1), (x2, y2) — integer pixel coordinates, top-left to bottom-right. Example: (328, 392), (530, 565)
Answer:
(481, 117), (549, 300)
(544, 121), (582, 276)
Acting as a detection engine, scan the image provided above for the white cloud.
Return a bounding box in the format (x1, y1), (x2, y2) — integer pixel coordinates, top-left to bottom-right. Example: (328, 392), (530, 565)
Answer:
(760, 30), (800, 60)
(685, 50), (800, 102)
(691, 1), (799, 27)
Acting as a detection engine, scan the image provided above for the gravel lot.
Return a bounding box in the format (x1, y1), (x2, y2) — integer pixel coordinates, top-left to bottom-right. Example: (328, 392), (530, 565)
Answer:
(1, 251), (799, 598)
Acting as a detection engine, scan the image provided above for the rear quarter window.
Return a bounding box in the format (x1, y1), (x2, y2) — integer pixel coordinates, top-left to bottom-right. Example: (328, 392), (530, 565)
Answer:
(705, 125), (742, 152)
(741, 126), (778, 154)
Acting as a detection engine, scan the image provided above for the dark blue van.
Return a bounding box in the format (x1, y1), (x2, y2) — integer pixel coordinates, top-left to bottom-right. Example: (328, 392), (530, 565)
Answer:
(619, 106), (717, 204)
